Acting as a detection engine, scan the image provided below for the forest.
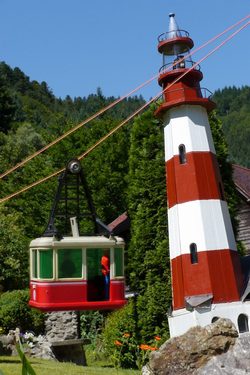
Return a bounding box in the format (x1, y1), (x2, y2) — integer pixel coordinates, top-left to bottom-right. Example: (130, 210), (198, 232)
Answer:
(0, 60), (249, 367)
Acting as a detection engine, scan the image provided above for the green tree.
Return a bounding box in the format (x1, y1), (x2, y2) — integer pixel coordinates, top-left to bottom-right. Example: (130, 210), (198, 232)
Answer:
(126, 104), (171, 342)
(0, 206), (29, 291)
(209, 111), (240, 237)
(213, 86), (250, 167)
(0, 77), (16, 132)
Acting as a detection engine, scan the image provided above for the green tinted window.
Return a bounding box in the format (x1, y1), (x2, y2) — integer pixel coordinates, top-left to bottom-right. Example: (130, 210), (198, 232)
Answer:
(114, 248), (123, 276)
(87, 249), (103, 280)
(32, 250), (38, 278)
(39, 249), (53, 279)
(58, 249), (82, 278)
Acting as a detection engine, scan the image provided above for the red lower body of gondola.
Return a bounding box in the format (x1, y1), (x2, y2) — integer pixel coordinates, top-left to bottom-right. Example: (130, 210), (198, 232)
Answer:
(29, 279), (126, 311)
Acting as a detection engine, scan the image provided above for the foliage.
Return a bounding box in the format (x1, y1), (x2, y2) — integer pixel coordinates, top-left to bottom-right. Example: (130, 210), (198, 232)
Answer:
(209, 111), (241, 241)
(213, 86), (250, 167)
(0, 76), (17, 132)
(0, 290), (45, 334)
(101, 301), (138, 368)
(101, 300), (164, 369)
(126, 104), (171, 342)
(80, 310), (105, 343)
(0, 206), (29, 290)
(16, 341), (37, 375)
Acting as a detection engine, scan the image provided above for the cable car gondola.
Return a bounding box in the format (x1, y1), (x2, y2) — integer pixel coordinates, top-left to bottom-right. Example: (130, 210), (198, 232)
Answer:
(29, 159), (126, 311)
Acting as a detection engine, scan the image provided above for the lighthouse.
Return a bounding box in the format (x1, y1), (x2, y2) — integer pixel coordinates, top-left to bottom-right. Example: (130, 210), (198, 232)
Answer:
(157, 14), (250, 337)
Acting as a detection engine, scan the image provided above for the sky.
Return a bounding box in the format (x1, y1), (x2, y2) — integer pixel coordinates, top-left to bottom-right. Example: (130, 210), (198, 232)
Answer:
(0, 0), (249, 101)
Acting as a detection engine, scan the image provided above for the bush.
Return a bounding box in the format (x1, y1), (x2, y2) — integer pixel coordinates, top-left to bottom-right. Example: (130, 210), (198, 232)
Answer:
(101, 299), (166, 369)
(0, 289), (45, 334)
(101, 300), (140, 368)
(80, 310), (105, 343)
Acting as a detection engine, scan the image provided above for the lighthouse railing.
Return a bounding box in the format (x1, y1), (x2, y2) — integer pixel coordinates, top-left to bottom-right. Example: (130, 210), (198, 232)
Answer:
(200, 88), (213, 99)
(158, 87), (214, 101)
(159, 60), (200, 74)
(158, 29), (190, 42)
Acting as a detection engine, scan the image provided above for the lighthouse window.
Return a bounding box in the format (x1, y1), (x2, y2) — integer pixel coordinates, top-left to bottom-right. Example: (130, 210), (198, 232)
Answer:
(179, 144), (187, 164)
(211, 317), (219, 323)
(238, 314), (249, 333)
(190, 243), (198, 264)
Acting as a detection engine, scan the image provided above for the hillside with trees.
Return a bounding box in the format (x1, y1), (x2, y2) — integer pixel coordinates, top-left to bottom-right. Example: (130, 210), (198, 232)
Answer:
(0, 61), (247, 367)
(213, 85), (250, 167)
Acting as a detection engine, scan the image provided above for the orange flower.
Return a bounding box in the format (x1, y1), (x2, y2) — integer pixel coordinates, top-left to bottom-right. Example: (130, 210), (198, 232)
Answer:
(139, 344), (150, 350)
(139, 344), (158, 351)
(114, 340), (123, 346)
(123, 333), (130, 338)
(154, 336), (161, 341)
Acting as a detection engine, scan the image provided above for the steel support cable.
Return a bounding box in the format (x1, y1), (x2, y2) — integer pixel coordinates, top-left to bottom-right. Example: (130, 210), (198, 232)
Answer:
(0, 14), (249, 181)
(0, 19), (249, 204)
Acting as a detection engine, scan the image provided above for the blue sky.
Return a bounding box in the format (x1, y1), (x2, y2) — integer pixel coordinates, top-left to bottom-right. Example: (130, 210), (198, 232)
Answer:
(0, 0), (249, 100)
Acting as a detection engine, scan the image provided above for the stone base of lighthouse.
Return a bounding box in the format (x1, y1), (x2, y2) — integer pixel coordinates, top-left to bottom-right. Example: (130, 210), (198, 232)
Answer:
(168, 301), (250, 337)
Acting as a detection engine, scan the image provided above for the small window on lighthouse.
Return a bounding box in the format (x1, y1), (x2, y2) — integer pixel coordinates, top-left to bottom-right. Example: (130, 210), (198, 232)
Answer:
(179, 144), (187, 164)
(212, 317), (219, 323)
(238, 314), (249, 333)
(190, 243), (198, 264)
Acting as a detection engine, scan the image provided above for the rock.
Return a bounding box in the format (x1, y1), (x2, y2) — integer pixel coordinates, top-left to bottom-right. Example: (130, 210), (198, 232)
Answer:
(196, 332), (250, 375)
(142, 364), (154, 375)
(28, 335), (55, 360)
(0, 335), (15, 346)
(147, 318), (238, 375)
(0, 329), (19, 355)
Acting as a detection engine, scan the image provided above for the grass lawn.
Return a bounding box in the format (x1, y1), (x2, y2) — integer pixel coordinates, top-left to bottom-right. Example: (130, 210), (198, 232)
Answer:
(0, 356), (141, 375)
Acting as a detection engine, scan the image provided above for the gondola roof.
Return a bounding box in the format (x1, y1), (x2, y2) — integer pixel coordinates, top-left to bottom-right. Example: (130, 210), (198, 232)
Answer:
(30, 235), (125, 248)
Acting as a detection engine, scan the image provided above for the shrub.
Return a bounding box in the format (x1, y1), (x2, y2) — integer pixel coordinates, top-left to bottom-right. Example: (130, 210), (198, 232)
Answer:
(80, 310), (105, 343)
(101, 300), (139, 368)
(0, 289), (45, 334)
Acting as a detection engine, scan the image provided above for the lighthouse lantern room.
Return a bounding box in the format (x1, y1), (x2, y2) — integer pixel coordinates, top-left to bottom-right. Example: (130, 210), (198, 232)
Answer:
(157, 14), (250, 337)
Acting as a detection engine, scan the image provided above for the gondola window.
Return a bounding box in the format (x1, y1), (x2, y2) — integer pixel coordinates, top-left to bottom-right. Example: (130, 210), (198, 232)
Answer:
(58, 249), (82, 278)
(40, 249), (53, 279)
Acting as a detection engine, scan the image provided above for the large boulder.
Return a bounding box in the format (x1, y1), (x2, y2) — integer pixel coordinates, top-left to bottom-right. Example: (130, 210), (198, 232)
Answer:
(196, 332), (250, 374)
(143, 318), (238, 375)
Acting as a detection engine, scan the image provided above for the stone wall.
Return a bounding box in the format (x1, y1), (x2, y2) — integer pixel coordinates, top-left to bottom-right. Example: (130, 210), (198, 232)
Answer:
(44, 311), (86, 365)
(45, 311), (79, 341)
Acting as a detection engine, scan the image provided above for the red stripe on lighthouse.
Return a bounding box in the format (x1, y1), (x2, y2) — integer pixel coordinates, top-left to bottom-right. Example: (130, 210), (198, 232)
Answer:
(171, 249), (244, 310)
(166, 151), (224, 208)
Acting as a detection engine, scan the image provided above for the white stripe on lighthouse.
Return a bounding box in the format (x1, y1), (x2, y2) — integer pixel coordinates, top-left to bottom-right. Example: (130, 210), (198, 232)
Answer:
(164, 105), (216, 162)
(168, 199), (237, 259)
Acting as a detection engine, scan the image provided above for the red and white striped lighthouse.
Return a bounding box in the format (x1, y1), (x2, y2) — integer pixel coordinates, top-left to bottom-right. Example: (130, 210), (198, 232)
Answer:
(157, 14), (250, 337)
